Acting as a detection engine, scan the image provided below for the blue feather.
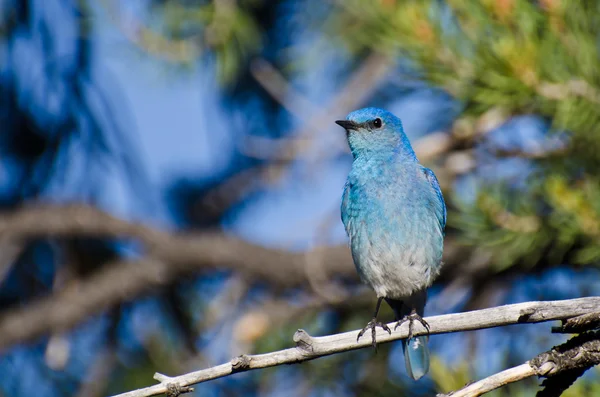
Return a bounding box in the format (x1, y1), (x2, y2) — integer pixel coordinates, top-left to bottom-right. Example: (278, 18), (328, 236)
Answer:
(404, 336), (430, 380)
(337, 107), (446, 380)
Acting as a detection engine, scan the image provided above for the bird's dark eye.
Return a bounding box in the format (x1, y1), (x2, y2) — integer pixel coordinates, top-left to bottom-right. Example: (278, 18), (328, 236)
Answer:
(372, 118), (382, 129)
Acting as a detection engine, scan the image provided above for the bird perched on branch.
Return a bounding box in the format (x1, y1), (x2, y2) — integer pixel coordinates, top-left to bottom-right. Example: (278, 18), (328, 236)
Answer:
(336, 108), (446, 380)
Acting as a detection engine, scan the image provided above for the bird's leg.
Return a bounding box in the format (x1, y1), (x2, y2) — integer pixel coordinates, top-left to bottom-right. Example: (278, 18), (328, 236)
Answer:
(394, 308), (430, 340)
(357, 297), (391, 349)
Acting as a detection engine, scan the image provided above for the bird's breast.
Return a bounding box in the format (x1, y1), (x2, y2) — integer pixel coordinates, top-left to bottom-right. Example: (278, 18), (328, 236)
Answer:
(342, 161), (443, 298)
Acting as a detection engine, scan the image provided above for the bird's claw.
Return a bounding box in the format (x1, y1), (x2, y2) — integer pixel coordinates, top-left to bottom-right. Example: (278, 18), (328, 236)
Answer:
(357, 317), (391, 349)
(394, 310), (430, 340)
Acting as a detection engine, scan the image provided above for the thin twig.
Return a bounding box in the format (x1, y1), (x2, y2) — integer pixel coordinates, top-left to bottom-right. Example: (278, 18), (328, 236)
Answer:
(110, 297), (600, 397)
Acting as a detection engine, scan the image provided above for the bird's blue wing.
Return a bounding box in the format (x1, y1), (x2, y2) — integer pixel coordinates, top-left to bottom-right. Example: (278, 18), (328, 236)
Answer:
(341, 181), (351, 230)
(421, 167), (446, 231)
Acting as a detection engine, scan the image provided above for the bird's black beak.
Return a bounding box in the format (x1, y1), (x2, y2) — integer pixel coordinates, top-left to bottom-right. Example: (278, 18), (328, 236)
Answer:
(335, 120), (359, 131)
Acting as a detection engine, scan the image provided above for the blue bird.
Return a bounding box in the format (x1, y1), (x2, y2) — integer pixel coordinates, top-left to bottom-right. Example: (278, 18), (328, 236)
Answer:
(336, 107), (446, 380)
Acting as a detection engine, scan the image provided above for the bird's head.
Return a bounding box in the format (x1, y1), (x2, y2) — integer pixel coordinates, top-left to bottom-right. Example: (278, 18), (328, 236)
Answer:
(336, 107), (417, 161)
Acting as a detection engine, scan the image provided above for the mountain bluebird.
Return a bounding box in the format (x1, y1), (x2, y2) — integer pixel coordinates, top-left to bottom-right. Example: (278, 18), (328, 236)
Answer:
(336, 107), (446, 380)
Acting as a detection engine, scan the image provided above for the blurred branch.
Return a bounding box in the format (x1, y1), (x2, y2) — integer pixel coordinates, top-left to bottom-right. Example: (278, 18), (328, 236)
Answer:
(537, 80), (600, 104)
(413, 131), (454, 163)
(491, 149), (568, 160)
(0, 203), (473, 351)
(100, 0), (200, 63)
(0, 203), (354, 351)
(110, 297), (600, 397)
(0, 203), (355, 287)
(250, 58), (318, 118)
(442, 331), (600, 397)
(233, 290), (373, 344)
(75, 347), (117, 397)
(0, 257), (163, 352)
(0, 237), (24, 285)
(183, 54), (395, 232)
(247, 56), (455, 169)
(242, 52), (393, 162)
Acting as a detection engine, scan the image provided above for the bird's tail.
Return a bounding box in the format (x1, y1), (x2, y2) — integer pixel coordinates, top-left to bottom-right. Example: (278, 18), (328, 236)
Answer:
(403, 335), (430, 380)
(385, 291), (429, 380)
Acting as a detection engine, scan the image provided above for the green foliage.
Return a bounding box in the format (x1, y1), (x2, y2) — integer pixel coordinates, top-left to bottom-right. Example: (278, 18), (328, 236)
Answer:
(108, 357), (171, 396)
(429, 355), (470, 392)
(449, 171), (600, 271)
(149, 0), (263, 82)
(332, 0), (600, 271)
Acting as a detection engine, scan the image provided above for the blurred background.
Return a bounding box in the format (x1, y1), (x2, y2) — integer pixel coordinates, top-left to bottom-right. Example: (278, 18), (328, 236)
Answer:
(1, 0), (600, 396)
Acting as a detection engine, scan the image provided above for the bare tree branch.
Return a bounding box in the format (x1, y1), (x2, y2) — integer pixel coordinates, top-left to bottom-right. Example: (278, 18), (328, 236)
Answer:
(440, 331), (600, 397)
(110, 297), (600, 397)
(441, 364), (536, 397)
(553, 312), (600, 334)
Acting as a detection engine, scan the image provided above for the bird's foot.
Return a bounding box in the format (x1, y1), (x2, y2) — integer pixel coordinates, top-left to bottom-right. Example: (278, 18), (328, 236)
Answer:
(394, 309), (430, 340)
(357, 317), (391, 349)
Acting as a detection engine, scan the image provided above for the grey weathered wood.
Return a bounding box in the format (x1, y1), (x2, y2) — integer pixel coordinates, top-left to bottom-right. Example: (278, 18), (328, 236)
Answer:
(439, 323), (600, 396)
(111, 297), (600, 397)
(437, 363), (536, 397)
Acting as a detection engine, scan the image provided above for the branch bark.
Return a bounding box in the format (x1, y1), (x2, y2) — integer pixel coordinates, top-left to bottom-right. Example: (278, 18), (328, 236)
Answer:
(440, 331), (600, 397)
(441, 364), (536, 397)
(110, 297), (600, 397)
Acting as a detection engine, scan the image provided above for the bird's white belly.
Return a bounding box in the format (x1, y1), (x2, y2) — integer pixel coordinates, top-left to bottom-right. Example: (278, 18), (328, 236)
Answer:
(354, 249), (434, 299)
(348, 220), (440, 299)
